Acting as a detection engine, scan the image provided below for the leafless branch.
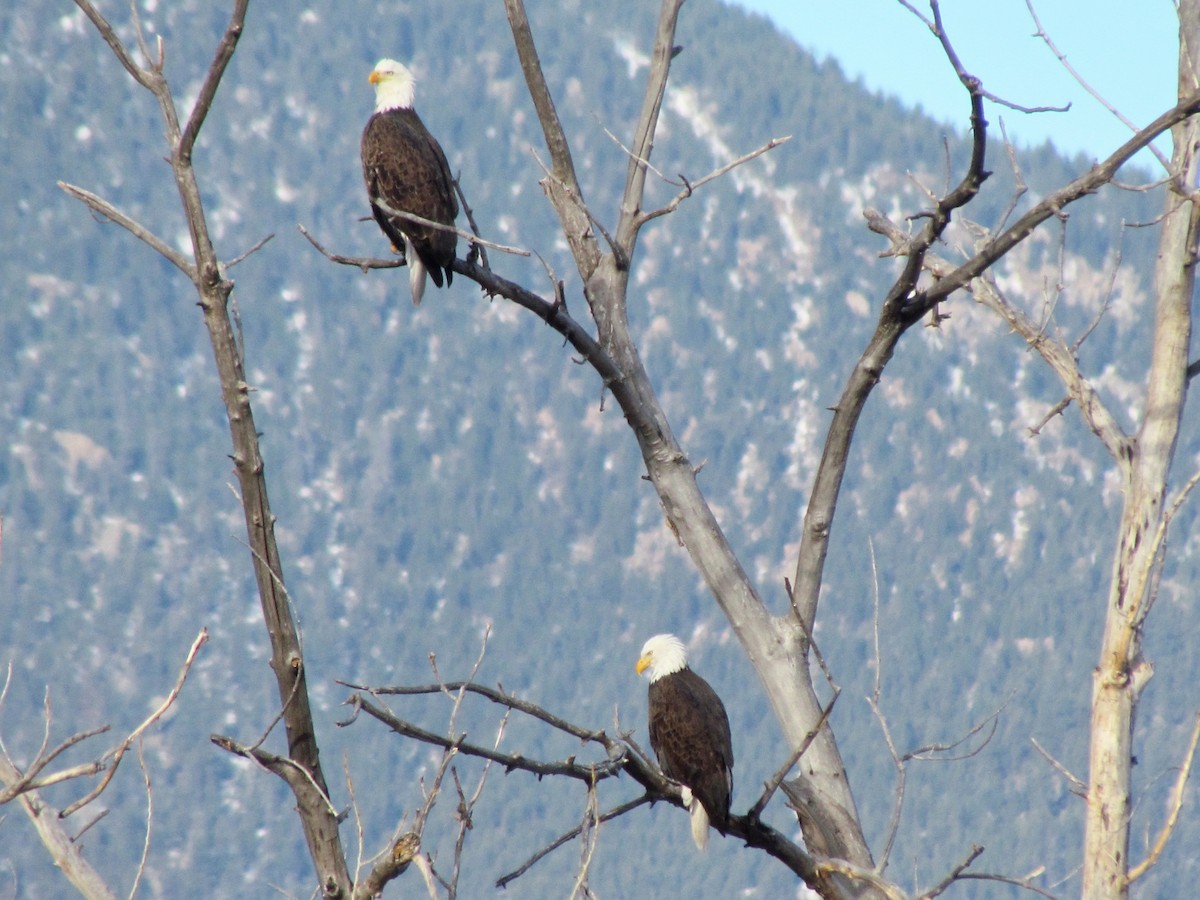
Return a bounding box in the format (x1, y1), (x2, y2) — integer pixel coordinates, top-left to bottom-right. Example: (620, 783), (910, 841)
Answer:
(864, 211), (1132, 463)
(866, 536), (904, 874)
(62, 629), (207, 817)
(570, 778), (602, 899)
(1124, 465), (1200, 629)
(635, 136), (792, 227)
(353, 832), (420, 900)
(303, 224), (627, 398)
(177, 0), (249, 164)
(225, 232), (275, 270)
(793, 0), (992, 638)
(0, 631), (204, 897)
(905, 702), (1004, 763)
(352, 679), (612, 746)
(1024, 0), (1171, 172)
(529, 147), (626, 266)
(369, 197), (532, 256)
(1126, 710), (1200, 883)
(614, 0), (686, 257)
(299, 224), (404, 271)
(914, 90), (1200, 314)
(496, 794), (651, 890)
(1028, 396), (1073, 436)
(209, 733), (338, 819)
(0, 753), (118, 900)
(72, 0), (156, 89)
(748, 689), (838, 820)
(129, 741), (154, 900)
(949, 870), (1059, 898)
(503, 0), (602, 280)
(344, 692), (627, 784)
(57, 181), (194, 277)
(915, 844), (986, 899)
(1072, 244), (1123, 354)
(72, 1), (351, 888)
(0, 720), (111, 803)
(1031, 737), (1087, 797)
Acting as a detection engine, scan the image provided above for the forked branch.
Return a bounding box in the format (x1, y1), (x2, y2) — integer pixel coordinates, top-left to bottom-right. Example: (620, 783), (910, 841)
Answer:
(70, 0), (351, 892)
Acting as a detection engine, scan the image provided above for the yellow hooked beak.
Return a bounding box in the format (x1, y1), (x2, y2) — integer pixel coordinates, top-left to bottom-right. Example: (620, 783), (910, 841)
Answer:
(368, 70), (383, 85)
(635, 654), (652, 675)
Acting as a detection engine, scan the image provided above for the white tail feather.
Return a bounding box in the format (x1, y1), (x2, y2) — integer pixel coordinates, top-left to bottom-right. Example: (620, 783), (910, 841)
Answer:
(688, 795), (711, 851)
(404, 236), (427, 305)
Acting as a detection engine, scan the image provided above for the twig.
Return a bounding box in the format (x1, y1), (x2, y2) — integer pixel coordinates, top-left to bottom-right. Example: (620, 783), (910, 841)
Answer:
(635, 136), (792, 227)
(916, 844), (986, 899)
(57, 182), (194, 278)
(209, 734), (339, 819)
(529, 148), (627, 268)
(496, 795), (652, 889)
(748, 689), (838, 819)
(1028, 396), (1073, 437)
(299, 225), (403, 271)
(369, 198), (532, 257)
(866, 535), (904, 873)
(613, 0), (686, 256)
(1126, 710), (1200, 883)
(350, 679), (611, 746)
(569, 777), (601, 899)
(0, 755), (118, 900)
(344, 754), (367, 896)
(0, 723), (112, 803)
(62, 629), (208, 817)
(1072, 243), (1123, 354)
(951, 871), (1060, 898)
(905, 701), (1005, 763)
(129, 741), (154, 900)
(225, 232), (275, 270)
(345, 694), (626, 784)
(1030, 737), (1087, 797)
(1024, 0), (1171, 173)
(176, 0), (249, 162)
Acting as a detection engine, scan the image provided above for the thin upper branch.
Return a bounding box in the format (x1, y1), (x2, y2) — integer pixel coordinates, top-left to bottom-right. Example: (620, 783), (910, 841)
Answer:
(864, 211), (1132, 463)
(73, 1), (352, 891)
(177, 0), (249, 163)
(913, 90), (1200, 313)
(57, 181), (195, 278)
(362, 680), (611, 745)
(614, 0), (687, 258)
(634, 136), (792, 228)
(344, 693), (627, 783)
(1024, 0), (1171, 173)
(71, 0), (155, 89)
(306, 228), (626, 393)
(503, 0), (602, 281)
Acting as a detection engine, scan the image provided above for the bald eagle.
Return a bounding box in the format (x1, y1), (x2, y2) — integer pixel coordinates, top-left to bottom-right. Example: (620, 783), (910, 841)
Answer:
(361, 59), (458, 305)
(636, 634), (734, 850)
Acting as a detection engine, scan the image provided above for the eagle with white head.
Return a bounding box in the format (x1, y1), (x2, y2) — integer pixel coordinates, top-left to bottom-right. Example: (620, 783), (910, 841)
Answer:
(636, 633), (734, 850)
(361, 58), (458, 305)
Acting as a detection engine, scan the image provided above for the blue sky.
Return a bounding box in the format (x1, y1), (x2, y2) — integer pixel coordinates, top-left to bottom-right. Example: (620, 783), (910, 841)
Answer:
(726, 0), (1177, 166)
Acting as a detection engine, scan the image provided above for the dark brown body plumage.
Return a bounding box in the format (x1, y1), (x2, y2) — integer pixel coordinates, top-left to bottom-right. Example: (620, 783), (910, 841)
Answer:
(648, 667), (734, 830)
(361, 107), (458, 288)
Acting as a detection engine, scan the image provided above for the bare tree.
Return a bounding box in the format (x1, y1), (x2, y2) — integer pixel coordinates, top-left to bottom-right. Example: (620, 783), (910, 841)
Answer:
(18, 0), (1198, 897)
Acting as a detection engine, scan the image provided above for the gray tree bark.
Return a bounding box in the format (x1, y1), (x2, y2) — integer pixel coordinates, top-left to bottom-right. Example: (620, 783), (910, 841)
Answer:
(1083, 4), (1200, 895)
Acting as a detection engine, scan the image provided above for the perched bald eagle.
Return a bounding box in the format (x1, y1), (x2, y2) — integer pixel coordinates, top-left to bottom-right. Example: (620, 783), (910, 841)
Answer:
(361, 58), (458, 305)
(636, 634), (734, 850)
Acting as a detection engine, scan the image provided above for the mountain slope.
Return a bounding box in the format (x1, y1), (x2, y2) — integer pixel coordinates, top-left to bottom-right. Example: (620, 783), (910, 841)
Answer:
(1, 0), (1195, 896)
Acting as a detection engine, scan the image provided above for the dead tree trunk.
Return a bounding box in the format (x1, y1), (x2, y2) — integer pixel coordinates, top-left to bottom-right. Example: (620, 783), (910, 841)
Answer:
(1082, 3), (1199, 895)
